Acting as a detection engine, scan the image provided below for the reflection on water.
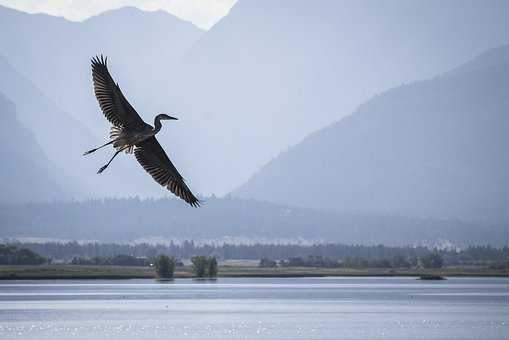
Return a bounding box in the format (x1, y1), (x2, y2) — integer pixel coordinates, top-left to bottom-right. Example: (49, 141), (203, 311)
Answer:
(0, 277), (508, 339)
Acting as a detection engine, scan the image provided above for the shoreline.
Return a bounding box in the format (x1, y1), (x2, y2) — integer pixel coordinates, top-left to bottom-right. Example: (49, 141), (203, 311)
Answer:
(1, 264), (508, 280)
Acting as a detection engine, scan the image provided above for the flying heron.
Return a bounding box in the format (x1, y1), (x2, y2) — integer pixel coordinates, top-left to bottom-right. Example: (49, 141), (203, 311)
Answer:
(83, 55), (200, 207)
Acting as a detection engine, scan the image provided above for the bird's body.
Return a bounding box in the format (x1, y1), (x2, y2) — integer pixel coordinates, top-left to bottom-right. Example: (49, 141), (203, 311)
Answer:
(110, 120), (155, 151)
(84, 55), (200, 207)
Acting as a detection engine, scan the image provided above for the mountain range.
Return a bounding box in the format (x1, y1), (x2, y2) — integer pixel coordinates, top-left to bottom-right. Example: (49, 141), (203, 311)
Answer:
(3, 1), (509, 198)
(0, 55), (165, 199)
(0, 5), (204, 199)
(235, 45), (509, 224)
(0, 5), (203, 132)
(0, 92), (70, 202)
(0, 1), (508, 232)
(167, 0), (509, 194)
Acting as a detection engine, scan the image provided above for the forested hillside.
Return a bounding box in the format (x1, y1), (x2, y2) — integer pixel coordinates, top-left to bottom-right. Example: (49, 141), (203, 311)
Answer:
(1, 197), (505, 246)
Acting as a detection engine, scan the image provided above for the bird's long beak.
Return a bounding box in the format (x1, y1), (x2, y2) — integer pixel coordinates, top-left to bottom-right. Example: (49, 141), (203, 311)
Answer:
(168, 116), (178, 120)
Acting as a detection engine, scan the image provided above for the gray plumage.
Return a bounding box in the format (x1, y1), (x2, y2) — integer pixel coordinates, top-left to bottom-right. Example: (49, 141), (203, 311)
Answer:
(84, 55), (200, 207)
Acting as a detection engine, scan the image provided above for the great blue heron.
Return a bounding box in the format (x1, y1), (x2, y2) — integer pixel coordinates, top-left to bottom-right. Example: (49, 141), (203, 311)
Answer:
(83, 55), (200, 207)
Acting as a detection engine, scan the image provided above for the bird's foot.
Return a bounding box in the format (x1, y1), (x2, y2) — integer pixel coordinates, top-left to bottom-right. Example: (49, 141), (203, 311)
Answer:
(97, 165), (108, 174)
(83, 149), (96, 156)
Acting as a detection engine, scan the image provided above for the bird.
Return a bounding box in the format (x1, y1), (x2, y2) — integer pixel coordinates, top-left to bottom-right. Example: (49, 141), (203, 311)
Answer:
(83, 55), (200, 207)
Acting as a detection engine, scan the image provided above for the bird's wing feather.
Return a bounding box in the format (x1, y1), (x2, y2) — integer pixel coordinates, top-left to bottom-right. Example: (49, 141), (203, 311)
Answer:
(135, 137), (200, 207)
(91, 55), (146, 129)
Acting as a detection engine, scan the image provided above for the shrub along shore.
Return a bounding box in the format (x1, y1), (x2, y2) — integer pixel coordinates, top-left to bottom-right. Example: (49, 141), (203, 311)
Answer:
(1, 243), (508, 279)
(0, 263), (508, 280)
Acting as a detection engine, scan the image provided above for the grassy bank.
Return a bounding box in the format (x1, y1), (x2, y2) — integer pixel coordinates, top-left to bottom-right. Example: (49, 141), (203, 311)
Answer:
(0, 263), (508, 280)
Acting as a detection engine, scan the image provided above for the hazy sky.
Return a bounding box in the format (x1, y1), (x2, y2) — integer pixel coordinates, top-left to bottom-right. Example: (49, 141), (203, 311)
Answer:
(0, 0), (237, 29)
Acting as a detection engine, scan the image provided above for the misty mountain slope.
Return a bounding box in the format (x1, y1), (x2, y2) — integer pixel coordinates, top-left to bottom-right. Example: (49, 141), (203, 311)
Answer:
(0, 5), (203, 132)
(234, 46), (509, 223)
(0, 56), (95, 195)
(0, 5), (204, 200)
(0, 56), (172, 199)
(0, 92), (70, 202)
(166, 0), (509, 195)
(0, 197), (504, 246)
(0, 56), (94, 155)
(2, 2), (509, 198)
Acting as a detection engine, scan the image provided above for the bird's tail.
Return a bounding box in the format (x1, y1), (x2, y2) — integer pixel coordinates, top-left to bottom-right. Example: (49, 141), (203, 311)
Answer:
(109, 126), (122, 139)
(110, 126), (134, 154)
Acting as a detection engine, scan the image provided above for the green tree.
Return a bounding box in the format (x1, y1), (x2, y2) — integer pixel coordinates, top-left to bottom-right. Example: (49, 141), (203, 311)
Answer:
(191, 256), (208, 277)
(155, 255), (175, 279)
(0, 245), (47, 265)
(207, 256), (218, 277)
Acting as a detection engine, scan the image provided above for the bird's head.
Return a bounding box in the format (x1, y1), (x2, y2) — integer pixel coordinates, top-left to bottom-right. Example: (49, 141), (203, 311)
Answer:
(157, 113), (178, 121)
(154, 114), (178, 131)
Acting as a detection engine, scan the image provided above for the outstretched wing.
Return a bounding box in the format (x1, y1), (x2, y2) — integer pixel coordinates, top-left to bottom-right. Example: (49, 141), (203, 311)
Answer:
(91, 55), (146, 129)
(135, 137), (201, 207)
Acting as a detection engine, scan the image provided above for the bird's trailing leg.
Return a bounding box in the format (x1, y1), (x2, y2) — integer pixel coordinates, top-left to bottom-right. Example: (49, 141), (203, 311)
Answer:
(97, 146), (129, 174)
(83, 140), (115, 156)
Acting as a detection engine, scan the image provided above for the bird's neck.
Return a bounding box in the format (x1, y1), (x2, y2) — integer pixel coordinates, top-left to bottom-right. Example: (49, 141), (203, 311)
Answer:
(153, 117), (163, 133)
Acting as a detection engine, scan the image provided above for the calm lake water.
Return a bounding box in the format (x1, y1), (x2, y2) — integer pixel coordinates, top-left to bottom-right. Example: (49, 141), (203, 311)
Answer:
(0, 277), (508, 339)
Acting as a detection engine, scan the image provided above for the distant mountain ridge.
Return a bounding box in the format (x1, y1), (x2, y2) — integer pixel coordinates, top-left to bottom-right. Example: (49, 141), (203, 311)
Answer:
(0, 5), (203, 132)
(0, 56), (92, 196)
(0, 92), (71, 202)
(234, 45), (509, 224)
(447, 44), (509, 76)
(2, 2), (509, 199)
(0, 55), (151, 199)
(0, 5), (204, 200)
(166, 0), (509, 194)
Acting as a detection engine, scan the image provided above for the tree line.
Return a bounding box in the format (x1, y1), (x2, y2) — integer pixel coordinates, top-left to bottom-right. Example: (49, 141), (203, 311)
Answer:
(154, 255), (218, 279)
(0, 244), (49, 265)
(2, 241), (509, 267)
(267, 251), (445, 269)
(3, 197), (505, 245)
(70, 254), (154, 266)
